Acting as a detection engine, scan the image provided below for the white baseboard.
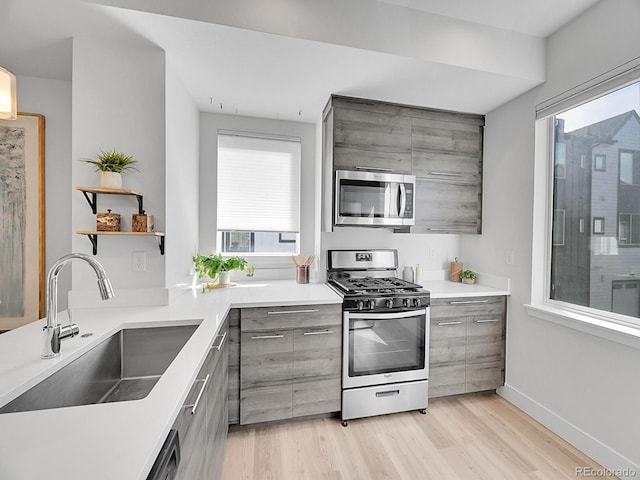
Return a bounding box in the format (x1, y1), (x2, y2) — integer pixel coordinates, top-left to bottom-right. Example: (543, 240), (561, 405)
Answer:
(498, 384), (639, 475)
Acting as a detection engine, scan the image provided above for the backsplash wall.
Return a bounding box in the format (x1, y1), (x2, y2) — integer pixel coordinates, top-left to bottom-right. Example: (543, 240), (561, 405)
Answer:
(319, 227), (462, 282)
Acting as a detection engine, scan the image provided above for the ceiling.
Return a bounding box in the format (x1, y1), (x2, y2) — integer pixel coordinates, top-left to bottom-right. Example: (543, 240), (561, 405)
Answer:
(0, 0), (601, 122)
(376, 0), (600, 37)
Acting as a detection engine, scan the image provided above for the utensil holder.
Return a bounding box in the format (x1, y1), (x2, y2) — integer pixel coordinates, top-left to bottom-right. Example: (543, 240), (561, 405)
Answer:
(296, 265), (309, 284)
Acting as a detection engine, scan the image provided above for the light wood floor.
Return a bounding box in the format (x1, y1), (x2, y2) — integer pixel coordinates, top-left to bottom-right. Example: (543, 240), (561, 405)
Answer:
(221, 393), (616, 480)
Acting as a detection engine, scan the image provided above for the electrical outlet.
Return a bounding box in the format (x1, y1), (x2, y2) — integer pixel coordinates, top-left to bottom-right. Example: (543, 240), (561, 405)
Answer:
(506, 250), (515, 265)
(132, 251), (147, 272)
(429, 248), (436, 257)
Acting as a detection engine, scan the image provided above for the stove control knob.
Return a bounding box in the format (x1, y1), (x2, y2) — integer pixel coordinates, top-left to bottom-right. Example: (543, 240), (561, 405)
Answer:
(413, 298), (421, 307)
(385, 298), (394, 309)
(403, 298), (411, 308)
(368, 299), (376, 310)
(356, 300), (364, 311)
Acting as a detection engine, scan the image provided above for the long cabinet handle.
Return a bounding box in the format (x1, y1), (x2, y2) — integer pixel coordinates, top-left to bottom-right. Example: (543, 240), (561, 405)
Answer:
(185, 374), (210, 415)
(449, 300), (489, 305)
(426, 228), (451, 231)
(474, 319), (500, 323)
(266, 309), (319, 315)
(211, 331), (227, 351)
(429, 171), (463, 177)
(437, 321), (463, 326)
(355, 166), (393, 172)
(251, 334), (285, 340)
(303, 330), (334, 336)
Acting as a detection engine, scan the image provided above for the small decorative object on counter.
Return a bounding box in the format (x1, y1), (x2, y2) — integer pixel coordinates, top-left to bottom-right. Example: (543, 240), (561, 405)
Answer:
(402, 266), (414, 283)
(292, 254), (314, 284)
(461, 269), (477, 284)
(132, 210), (154, 232)
(81, 148), (138, 189)
(96, 209), (121, 231)
(450, 257), (463, 282)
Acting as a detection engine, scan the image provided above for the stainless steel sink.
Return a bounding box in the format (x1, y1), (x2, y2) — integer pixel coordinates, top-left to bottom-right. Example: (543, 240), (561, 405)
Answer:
(0, 324), (200, 414)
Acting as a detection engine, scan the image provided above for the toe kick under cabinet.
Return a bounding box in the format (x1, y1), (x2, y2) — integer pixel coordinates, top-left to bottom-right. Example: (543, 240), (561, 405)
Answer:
(429, 296), (506, 398)
(235, 304), (342, 425)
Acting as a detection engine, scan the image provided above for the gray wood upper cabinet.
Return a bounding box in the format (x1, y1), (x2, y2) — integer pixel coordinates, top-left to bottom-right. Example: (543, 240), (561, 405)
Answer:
(238, 304), (342, 425)
(332, 106), (413, 173)
(429, 296), (506, 398)
(322, 95), (485, 234)
(411, 114), (484, 234)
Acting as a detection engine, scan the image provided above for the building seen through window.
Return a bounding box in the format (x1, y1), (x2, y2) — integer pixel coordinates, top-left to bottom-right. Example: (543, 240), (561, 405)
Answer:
(551, 82), (640, 319)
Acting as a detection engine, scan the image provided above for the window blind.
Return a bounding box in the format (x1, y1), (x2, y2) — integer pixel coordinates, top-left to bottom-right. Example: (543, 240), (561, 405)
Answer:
(217, 132), (301, 233)
(536, 56), (640, 120)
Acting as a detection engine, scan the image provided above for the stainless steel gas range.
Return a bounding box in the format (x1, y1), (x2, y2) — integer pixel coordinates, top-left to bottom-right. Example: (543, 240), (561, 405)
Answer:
(327, 249), (430, 426)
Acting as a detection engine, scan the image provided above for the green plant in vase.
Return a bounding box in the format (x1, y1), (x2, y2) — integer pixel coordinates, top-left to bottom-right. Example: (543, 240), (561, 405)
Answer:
(82, 148), (138, 189)
(461, 269), (477, 284)
(193, 254), (255, 290)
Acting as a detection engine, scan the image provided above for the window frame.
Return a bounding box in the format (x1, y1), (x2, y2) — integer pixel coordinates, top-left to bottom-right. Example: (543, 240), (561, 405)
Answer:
(619, 149), (640, 186)
(593, 153), (606, 172)
(533, 103), (640, 332)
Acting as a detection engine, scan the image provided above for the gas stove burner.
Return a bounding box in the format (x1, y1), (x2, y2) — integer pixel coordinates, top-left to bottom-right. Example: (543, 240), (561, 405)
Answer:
(331, 276), (423, 294)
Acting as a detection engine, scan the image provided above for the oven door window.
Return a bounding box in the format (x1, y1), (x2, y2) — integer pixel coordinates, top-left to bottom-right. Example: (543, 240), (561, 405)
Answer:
(348, 313), (426, 376)
(338, 179), (391, 218)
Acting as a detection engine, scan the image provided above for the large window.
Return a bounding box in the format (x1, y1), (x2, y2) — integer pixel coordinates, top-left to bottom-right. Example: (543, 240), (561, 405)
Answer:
(217, 132), (301, 255)
(549, 81), (640, 321)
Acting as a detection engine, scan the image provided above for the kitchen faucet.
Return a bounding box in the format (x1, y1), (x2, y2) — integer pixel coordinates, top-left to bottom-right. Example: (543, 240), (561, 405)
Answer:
(42, 253), (114, 359)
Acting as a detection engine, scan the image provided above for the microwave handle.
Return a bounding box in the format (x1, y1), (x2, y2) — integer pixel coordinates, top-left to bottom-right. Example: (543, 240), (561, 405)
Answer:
(398, 183), (406, 217)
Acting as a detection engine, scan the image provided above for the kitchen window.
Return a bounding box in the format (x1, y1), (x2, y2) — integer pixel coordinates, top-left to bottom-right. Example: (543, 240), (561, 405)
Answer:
(216, 131), (301, 255)
(546, 79), (640, 322)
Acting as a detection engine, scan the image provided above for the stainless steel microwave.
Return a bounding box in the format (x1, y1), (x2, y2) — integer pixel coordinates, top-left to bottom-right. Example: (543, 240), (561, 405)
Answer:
(334, 170), (415, 227)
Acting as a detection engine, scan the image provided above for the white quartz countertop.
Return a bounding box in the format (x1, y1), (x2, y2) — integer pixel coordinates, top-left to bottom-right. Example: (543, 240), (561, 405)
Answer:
(421, 280), (510, 298)
(0, 281), (341, 480)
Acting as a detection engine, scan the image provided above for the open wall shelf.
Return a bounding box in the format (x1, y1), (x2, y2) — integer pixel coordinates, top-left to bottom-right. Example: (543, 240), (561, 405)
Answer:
(75, 186), (165, 255)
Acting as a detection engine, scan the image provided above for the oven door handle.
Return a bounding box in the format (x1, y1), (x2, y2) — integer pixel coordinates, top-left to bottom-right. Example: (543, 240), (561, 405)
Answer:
(346, 308), (427, 320)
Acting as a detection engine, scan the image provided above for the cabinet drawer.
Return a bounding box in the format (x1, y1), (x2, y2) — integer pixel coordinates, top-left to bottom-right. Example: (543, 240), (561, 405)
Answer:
(240, 330), (293, 388)
(293, 325), (341, 379)
(240, 384), (293, 424)
(431, 296), (505, 317)
(293, 377), (341, 417)
(241, 304), (341, 331)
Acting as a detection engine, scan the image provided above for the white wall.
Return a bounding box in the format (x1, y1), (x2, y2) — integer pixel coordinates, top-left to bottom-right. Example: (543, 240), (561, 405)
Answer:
(462, 0), (640, 471)
(165, 62), (199, 288)
(14, 75), (72, 311)
(199, 112), (316, 282)
(71, 35), (166, 297)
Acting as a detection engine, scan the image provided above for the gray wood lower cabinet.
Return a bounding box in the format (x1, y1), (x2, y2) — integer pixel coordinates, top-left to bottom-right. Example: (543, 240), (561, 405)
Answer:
(238, 304), (342, 425)
(173, 316), (229, 480)
(227, 309), (240, 425)
(429, 296), (506, 398)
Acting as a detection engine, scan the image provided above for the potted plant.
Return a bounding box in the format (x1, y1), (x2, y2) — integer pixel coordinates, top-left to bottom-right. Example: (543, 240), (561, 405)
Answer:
(193, 254), (255, 288)
(461, 269), (477, 285)
(82, 148), (138, 189)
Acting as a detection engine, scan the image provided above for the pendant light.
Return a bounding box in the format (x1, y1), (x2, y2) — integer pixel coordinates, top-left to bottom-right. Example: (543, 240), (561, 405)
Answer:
(0, 66), (17, 120)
